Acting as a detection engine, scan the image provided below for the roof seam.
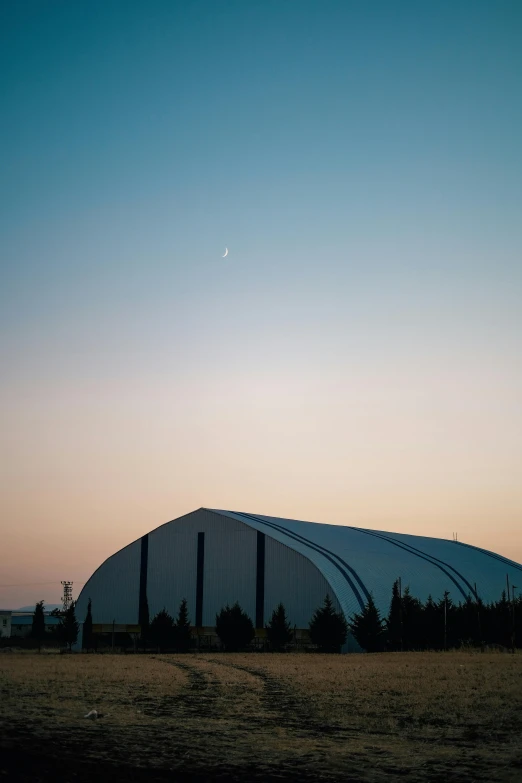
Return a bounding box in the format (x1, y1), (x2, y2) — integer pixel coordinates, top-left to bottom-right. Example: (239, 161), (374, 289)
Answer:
(350, 527), (471, 601)
(228, 510), (370, 612)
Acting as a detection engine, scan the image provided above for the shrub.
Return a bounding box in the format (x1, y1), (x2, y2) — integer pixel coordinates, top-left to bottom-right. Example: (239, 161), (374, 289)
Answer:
(150, 608), (174, 652)
(216, 603), (254, 651)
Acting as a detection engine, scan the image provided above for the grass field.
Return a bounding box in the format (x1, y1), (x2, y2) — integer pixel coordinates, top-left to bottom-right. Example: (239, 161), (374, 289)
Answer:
(1, 651), (521, 782)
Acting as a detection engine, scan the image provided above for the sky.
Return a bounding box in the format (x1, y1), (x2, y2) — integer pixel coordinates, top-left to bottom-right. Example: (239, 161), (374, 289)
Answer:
(1, 0), (521, 609)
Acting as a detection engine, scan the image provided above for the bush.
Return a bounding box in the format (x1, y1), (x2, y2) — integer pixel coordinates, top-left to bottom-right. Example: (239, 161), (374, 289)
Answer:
(149, 609), (174, 651)
(216, 603), (254, 651)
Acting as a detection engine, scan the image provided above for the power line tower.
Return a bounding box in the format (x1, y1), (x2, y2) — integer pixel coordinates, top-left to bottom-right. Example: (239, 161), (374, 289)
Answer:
(61, 581), (73, 612)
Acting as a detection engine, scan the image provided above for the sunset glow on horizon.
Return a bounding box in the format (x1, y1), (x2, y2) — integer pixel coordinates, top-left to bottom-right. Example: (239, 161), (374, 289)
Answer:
(1, 1), (521, 609)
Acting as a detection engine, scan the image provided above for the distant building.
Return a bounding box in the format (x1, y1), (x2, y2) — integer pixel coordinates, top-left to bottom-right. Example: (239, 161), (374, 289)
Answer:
(2, 612), (60, 638)
(0, 611), (11, 638)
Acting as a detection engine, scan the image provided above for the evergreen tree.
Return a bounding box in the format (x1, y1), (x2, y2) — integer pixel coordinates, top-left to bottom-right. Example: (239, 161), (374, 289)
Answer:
(150, 608), (175, 652)
(514, 595), (522, 649)
(340, 581), (522, 653)
(31, 600), (46, 652)
(215, 603), (255, 651)
(82, 598), (93, 651)
(457, 595), (479, 647)
(309, 594), (348, 653)
(349, 594), (385, 652)
(266, 603), (293, 651)
(422, 595), (440, 650)
(475, 596), (485, 646)
(386, 580), (403, 651)
(481, 599), (495, 646)
(401, 587), (424, 650)
(139, 595), (150, 651)
(173, 598), (192, 653)
(492, 591), (511, 648)
(59, 602), (79, 650)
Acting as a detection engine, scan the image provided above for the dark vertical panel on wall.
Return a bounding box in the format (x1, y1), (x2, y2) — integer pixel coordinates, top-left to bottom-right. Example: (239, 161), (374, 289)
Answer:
(195, 532), (205, 627)
(138, 534), (149, 623)
(256, 531), (266, 629)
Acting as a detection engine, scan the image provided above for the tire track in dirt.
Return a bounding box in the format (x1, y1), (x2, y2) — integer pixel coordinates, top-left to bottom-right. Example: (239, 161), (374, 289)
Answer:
(154, 657), (342, 778)
(206, 658), (347, 739)
(152, 657), (222, 719)
(153, 656), (386, 745)
(207, 660), (413, 744)
(153, 655), (308, 737)
(154, 656), (278, 735)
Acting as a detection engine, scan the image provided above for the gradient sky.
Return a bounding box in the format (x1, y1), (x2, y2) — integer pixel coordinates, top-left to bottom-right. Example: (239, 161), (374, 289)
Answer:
(1, 1), (521, 609)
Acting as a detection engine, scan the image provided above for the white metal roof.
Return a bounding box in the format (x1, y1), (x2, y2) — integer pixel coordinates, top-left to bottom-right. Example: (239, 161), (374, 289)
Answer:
(211, 509), (522, 621)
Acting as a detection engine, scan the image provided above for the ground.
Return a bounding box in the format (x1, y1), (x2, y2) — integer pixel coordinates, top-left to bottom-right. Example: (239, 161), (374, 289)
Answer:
(1, 651), (521, 782)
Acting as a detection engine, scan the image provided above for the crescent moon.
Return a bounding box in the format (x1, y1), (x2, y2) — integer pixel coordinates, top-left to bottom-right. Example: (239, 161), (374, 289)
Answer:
(222, 247), (228, 257)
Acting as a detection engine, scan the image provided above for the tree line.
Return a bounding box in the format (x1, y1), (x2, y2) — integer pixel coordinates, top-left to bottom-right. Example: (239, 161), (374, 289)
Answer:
(349, 580), (522, 652)
(30, 580), (522, 653)
(133, 583), (522, 653)
(135, 594), (348, 653)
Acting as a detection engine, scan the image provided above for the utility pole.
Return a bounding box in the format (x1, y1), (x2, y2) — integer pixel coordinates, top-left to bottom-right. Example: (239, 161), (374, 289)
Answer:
(511, 585), (517, 654)
(60, 581), (73, 612)
(398, 576), (403, 652)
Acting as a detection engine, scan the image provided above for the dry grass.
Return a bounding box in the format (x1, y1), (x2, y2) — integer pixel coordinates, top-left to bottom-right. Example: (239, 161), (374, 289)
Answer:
(1, 651), (521, 782)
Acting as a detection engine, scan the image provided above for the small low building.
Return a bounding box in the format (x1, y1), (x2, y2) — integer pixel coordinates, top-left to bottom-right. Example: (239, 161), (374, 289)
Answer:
(9, 613), (61, 638)
(0, 611), (12, 638)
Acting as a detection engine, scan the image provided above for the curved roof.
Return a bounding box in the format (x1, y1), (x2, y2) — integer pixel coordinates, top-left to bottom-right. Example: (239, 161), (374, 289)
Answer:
(211, 509), (522, 621)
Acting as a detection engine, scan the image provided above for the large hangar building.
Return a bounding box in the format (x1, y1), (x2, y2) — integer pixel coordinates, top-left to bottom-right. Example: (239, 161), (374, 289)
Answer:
(76, 508), (522, 648)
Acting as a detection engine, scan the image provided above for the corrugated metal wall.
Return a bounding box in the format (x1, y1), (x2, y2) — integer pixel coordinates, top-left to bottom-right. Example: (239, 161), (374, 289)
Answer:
(147, 518), (198, 621)
(214, 510), (366, 622)
(76, 508), (338, 633)
(203, 526), (257, 625)
(75, 538), (141, 625)
(147, 508), (258, 626)
(264, 534), (341, 627)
